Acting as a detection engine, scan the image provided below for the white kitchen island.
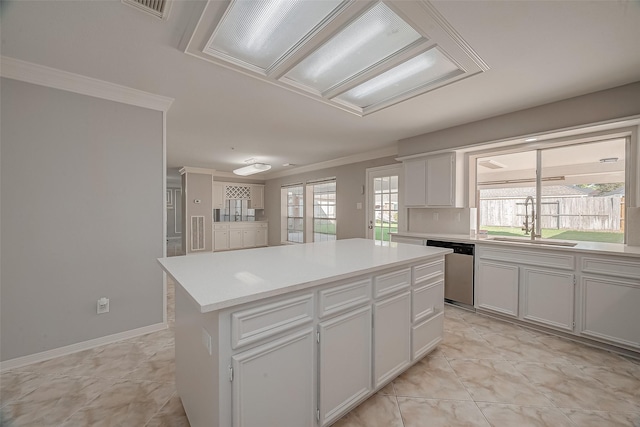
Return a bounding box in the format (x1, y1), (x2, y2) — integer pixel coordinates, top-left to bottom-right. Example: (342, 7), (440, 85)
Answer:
(158, 238), (451, 427)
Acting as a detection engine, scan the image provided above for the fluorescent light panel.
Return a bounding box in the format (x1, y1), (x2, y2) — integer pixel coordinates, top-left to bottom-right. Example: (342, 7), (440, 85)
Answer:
(284, 2), (423, 93)
(233, 163), (272, 176)
(334, 48), (461, 108)
(205, 0), (344, 71)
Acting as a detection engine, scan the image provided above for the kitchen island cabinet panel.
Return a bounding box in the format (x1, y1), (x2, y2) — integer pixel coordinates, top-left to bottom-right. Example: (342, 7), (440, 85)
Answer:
(319, 306), (372, 427)
(373, 291), (411, 388)
(232, 329), (315, 427)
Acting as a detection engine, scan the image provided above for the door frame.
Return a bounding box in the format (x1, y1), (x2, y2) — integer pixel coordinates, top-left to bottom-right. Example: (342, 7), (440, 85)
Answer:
(365, 164), (406, 241)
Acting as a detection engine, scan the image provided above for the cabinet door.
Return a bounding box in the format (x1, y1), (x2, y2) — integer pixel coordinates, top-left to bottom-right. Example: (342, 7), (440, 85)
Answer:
(522, 267), (574, 331)
(243, 228), (257, 248)
(232, 329), (315, 427)
(426, 153), (454, 207)
(319, 306), (372, 426)
(214, 230), (229, 251)
(255, 227), (268, 247)
(476, 260), (519, 317)
(229, 229), (243, 249)
(249, 185), (264, 209)
(404, 160), (426, 206)
(374, 291), (410, 388)
(213, 182), (224, 210)
(581, 275), (640, 349)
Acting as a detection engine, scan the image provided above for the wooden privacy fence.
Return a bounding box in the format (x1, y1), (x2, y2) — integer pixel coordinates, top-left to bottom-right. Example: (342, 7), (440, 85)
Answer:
(481, 196), (624, 231)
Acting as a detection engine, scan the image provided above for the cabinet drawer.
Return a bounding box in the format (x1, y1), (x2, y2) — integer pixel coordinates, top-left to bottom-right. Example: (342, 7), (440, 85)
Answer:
(374, 268), (411, 299)
(412, 280), (444, 323)
(411, 311), (444, 360)
(581, 256), (640, 281)
(413, 260), (444, 285)
(231, 294), (314, 349)
(214, 223), (229, 230)
(318, 279), (371, 319)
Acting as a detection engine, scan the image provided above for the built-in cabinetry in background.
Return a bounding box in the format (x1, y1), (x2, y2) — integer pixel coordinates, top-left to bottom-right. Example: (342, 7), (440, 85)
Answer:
(475, 244), (640, 352)
(213, 182), (264, 210)
(214, 222), (268, 251)
(402, 152), (464, 208)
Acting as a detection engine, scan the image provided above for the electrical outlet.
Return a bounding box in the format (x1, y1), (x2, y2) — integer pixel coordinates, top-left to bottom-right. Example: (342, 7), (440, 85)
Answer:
(97, 297), (109, 314)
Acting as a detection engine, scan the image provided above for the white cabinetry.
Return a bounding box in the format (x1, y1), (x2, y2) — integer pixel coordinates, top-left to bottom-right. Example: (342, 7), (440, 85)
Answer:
(255, 223), (268, 247)
(522, 267), (574, 331)
(580, 255), (640, 350)
(318, 306), (372, 426)
(476, 260), (519, 317)
(242, 228), (256, 248)
(214, 224), (229, 251)
(249, 185), (264, 209)
(229, 227), (243, 249)
(373, 292), (410, 388)
(213, 182), (224, 210)
(403, 152), (462, 207)
(231, 329), (315, 427)
(475, 246), (576, 330)
(214, 223), (268, 251)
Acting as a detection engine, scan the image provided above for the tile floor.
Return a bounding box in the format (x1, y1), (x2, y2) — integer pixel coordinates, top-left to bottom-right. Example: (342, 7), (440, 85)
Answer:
(2, 283), (639, 426)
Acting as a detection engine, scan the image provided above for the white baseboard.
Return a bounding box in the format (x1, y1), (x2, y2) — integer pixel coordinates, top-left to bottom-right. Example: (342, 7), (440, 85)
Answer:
(0, 322), (168, 372)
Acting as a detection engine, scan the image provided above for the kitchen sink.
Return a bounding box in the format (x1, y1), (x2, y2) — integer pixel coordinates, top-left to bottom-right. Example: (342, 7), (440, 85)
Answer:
(487, 237), (578, 247)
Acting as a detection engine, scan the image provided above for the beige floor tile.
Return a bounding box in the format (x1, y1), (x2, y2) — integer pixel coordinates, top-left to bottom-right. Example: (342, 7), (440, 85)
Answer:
(145, 392), (190, 427)
(444, 316), (474, 333)
(477, 402), (574, 427)
(481, 332), (573, 364)
(560, 408), (640, 427)
(448, 359), (554, 406)
(0, 371), (57, 408)
(398, 397), (490, 427)
(465, 315), (537, 338)
(393, 355), (471, 400)
(377, 382), (395, 396)
(535, 335), (630, 368)
(59, 379), (175, 427)
(1, 375), (112, 426)
(512, 361), (640, 413)
(332, 394), (403, 427)
(440, 329), (503, 360)
(128, 345), (176, 383)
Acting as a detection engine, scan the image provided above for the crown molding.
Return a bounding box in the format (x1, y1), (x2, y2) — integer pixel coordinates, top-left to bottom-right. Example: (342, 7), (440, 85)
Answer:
(179, 166), (216, 175)
(0, 56), (174, 112)
(263, 145), (399, 180)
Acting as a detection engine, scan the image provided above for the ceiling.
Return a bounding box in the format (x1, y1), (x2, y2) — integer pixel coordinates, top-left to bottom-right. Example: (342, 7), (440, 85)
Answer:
(2, 0), (640, 177)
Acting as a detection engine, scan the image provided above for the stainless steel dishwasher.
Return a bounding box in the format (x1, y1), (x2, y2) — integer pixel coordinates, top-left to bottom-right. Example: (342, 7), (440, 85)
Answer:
(426, 240), (474, 307)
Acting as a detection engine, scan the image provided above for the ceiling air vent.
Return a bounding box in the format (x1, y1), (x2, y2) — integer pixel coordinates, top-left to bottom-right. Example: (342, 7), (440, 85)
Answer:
(122, 0), (171, 20)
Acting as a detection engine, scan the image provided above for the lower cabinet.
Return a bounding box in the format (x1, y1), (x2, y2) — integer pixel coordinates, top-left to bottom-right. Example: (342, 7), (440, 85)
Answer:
(475, 260), (519, 317)
(214, 229), (229, 251)
(214, 223), (269, 252)
(318, 306), (372, 427)
(229, 228), (243, 249)
(581, 275), (640, 349)
(242, 229), (256, 248)
(232, 329), (315, 427)
(373, 291), (411, 388)
(522, 267), (575, 331)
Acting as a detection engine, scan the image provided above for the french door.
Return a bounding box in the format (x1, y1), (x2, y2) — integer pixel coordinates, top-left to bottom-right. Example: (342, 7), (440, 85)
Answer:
(366, 165), (403, 245)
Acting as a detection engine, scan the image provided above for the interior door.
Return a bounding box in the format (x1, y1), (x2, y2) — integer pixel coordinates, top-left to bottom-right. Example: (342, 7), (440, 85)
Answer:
(366, 166), (402, 245)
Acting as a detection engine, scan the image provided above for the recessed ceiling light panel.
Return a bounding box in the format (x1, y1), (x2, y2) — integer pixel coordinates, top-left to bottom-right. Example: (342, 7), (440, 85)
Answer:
(333, 48), (461, 109)
(283, 2), (424, 94)
(205, 0), (344, 72)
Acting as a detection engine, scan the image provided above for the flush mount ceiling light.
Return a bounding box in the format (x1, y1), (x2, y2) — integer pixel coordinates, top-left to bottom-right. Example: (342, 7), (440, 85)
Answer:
(185, 0), (488, 116)
(233, 162), (272, 176)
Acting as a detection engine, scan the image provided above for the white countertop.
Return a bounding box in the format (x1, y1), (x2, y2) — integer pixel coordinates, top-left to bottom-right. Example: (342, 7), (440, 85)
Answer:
(391, 232), (640, 258)
(158, 238), (451, 313)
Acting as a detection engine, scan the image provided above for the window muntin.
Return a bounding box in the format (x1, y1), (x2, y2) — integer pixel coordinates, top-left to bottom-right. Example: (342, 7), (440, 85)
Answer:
(373, 175), (398, 246)
(312, 180), (337, 242)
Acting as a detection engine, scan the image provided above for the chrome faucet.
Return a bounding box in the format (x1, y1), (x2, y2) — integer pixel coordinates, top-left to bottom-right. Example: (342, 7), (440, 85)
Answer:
(522, 196), (540, 241)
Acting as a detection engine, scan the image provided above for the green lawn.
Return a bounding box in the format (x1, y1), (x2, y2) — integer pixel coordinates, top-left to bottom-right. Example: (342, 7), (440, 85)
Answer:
(374, 222), (398, 241)
(483, 226), (624, 243)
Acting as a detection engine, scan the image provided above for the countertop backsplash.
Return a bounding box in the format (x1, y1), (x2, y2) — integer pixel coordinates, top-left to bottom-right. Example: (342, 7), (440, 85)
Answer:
(408, 207), (476, 235)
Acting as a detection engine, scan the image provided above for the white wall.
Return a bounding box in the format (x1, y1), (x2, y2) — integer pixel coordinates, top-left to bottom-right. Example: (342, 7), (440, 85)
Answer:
(0, 78), (165, 362)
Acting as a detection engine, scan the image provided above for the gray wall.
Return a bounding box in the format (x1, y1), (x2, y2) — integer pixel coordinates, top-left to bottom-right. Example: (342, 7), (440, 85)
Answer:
(1, 78), (164, 361)
(399, 81), (640, 156)
(264, 156), (399, 246)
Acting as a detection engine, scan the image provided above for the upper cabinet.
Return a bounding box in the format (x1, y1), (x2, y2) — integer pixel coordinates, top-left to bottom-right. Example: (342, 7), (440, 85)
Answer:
(213, 182), (224, 210)
(249, 185), (264, 209)
(403, 152), (464, 208)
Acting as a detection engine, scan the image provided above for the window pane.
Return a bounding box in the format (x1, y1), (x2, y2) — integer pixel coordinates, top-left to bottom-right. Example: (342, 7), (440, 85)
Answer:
(284, 185), (304, 243)
(540, 139), (625, 243)
(313, 180), (336, 241)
